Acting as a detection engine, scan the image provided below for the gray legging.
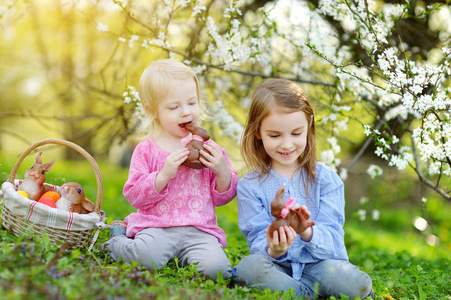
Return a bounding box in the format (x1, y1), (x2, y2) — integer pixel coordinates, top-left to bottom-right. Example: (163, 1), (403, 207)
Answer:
(107, 226), (232, 281)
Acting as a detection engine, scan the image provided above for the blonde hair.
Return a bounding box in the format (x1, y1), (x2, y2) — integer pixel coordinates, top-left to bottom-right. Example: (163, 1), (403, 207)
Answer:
(241, 79), (317, 192)
(138, 59), (203, 137)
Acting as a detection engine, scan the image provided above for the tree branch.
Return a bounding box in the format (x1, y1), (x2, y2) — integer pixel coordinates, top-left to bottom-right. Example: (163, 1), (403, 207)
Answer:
(346, 118), (385, 172)
(411, 135), (451, 201)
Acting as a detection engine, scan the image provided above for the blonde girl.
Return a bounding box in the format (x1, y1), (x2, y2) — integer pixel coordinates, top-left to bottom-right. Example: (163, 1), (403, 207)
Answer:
(105, 59), (239, 281)
(235, 79), (373, 298)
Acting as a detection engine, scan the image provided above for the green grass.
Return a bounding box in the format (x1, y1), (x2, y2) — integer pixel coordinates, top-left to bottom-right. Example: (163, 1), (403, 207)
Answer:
(1, 154), (451, 299)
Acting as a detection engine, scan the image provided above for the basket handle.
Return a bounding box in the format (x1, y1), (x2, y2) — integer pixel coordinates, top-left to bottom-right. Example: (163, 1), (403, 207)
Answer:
(7, 138), (103, 213)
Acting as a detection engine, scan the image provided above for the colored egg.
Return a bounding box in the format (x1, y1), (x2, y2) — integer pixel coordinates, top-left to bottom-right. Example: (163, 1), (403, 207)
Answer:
(17, 190), (29, 198)
(40, 191), (61, 202)
(38, 197), (57, 208)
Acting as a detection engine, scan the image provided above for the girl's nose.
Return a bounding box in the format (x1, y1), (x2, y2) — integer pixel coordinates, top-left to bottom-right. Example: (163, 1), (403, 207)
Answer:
(281, 137), (292, 149)
(181, 105), (190, 117)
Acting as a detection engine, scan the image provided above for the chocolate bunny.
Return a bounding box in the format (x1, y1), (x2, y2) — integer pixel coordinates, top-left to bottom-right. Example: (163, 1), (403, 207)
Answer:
(181, 123), (210, 169)
(17, 152), (56, 200)
(269, 186), (301, 234)
(56, 182), (95, 214)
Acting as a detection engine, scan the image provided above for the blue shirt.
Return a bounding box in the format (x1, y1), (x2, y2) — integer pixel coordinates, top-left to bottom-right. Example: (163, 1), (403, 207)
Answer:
(237, 162), (349, 280)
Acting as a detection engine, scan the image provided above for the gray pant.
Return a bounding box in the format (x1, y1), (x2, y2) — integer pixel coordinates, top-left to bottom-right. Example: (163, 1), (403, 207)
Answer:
(236, 254), (373, 299)
(107, 226), (231, 281)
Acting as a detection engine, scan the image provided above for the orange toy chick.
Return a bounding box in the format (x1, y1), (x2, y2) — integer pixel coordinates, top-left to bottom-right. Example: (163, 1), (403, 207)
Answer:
(55, 182), (95, 214)
(17, 152), (56, 200)
(181, 123), (210, 169)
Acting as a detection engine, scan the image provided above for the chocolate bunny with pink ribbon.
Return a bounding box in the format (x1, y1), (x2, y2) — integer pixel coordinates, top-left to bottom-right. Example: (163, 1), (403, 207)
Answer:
(180, 123), (210, 169)
(269, 185), (316, 235)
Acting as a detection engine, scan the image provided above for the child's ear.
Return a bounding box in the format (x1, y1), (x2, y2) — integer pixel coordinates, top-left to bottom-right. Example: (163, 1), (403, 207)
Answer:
(255, 131), (262, 140)
(145, 104), (158, 120)
(145, 104), (154, 113)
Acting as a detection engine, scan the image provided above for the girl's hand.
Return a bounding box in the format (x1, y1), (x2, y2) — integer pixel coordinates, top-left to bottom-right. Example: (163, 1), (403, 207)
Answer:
(199, 142), (228, 176)
(155, 147), (189, 192)
(199, 142), (231, 192)
(290, 204), (315, 241)
(266, 225), (296, 258)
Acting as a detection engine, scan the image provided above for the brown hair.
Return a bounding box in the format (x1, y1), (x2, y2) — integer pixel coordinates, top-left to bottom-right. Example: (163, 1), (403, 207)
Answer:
(241, 79), (317, 194)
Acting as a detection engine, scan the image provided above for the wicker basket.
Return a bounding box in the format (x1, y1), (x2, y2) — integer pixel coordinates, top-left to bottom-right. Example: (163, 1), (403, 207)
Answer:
(1, 139), (104, 248)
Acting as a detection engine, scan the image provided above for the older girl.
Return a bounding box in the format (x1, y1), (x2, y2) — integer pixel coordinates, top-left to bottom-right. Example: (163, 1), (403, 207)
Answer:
(235, 79), (373, 299)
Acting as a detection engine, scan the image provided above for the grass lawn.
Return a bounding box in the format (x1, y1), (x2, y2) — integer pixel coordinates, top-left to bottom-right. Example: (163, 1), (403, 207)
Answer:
(1, 156), (450, 299)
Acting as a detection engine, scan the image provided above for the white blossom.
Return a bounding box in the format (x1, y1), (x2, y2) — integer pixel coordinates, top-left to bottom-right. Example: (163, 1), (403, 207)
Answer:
(339, 168), (348, 180)
(359, 196), (369, 205)
(367, 164), (383, 179)
(191, 5), (206, 17)
(375, 147), (384, 157)
(372, 209), (380, 221)
(388, 146), (413, 170)
(363, 125), (372, 136)
(321, 137), (341, 171)
(96, 22), (109, 32)
(224, 5), (242, 18)
(357, 209), (366, 221)
(211, 101), (243, 143)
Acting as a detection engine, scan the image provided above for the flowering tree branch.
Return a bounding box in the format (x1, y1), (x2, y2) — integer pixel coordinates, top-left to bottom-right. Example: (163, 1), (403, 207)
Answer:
(87, 0), (451, 201)
(1, 0), (448, 202)
(411, 135), (450, 200)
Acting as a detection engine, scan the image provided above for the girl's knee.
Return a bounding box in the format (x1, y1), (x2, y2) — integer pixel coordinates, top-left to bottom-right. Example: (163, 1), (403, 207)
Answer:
(343, 264), (373, 298)
(322, 261), (373, 299)
(111, 239), (167, 270)
(197, 259), (232, 281)
(187, 248), (232, 281)
(355, 271), (373, 299)
(235, 254), (272, 281)
(238, 254), (270, 270)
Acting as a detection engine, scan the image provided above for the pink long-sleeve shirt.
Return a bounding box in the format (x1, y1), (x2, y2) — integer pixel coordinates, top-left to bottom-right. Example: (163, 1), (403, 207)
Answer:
(123, 138), (239, 247)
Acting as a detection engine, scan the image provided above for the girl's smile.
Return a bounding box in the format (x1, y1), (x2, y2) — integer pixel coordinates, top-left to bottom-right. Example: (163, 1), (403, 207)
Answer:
(278, 150), (296, 157)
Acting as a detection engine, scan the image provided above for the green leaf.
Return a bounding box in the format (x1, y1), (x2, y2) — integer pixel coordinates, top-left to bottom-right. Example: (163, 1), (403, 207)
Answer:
(41, 230), (50, 249)
(418, 286), (426, 300)
(216, 269), (224, 284)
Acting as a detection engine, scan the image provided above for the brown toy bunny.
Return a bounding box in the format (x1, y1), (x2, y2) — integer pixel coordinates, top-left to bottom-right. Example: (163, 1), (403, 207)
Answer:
(181, 123), (210, 169)
(17, 152), (56, 200)
(56, 182), (95, 214)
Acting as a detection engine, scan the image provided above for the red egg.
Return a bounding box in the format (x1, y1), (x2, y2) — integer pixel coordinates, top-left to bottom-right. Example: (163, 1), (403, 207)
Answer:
(40, 191), (60, 202)
(38, 197), (57, 208)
